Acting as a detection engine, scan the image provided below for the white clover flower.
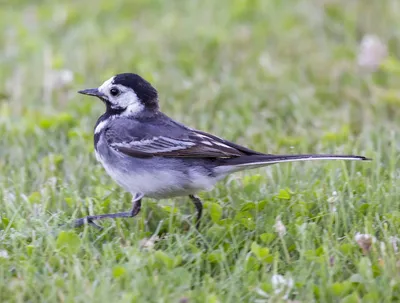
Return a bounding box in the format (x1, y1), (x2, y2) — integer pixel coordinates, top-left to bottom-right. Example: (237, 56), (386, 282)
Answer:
(274, 216), (286, 237)
(0, 250), (9, 259)
(52, 69), (74, 88)
(271, 274), (294, 299)
(139, 235), (159, 250)
(357, 34), (387, 71)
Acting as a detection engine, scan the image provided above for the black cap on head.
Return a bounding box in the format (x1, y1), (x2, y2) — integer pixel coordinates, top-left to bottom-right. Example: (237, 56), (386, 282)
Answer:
(113, 73), (158, 108)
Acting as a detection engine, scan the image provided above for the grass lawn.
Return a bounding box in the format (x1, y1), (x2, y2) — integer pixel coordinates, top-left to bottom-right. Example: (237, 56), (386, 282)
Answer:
(1, 0), (400, 302)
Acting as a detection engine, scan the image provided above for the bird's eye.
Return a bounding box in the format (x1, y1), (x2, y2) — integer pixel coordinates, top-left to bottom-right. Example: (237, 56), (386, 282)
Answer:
(110, 88), (120, 96)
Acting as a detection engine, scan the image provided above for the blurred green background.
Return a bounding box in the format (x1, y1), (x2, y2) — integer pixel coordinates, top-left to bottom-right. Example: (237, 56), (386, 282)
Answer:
(1, 0), (400, 302)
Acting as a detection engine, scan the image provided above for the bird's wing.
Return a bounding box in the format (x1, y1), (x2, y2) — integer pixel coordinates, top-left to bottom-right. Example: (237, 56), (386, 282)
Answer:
(105, 117), (264, 158)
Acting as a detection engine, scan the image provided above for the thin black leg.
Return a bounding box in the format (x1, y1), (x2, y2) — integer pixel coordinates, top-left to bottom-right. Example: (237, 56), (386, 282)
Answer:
(189, 195), (203, 229)
(73, 193), (143, 228)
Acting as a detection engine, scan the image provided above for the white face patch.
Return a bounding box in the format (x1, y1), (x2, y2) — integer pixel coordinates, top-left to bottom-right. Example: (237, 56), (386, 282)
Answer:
(98, 76), (144, 116)
(98, 76), (114, 93)
(120, 96), (145, 116)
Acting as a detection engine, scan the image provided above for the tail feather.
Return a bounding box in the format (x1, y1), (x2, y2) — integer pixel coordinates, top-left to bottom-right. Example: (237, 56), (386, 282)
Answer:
(215, 154), (371, 174)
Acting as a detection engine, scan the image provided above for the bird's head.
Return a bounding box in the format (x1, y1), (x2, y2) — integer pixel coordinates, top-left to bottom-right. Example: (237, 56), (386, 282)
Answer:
(79, 73), (159, 115)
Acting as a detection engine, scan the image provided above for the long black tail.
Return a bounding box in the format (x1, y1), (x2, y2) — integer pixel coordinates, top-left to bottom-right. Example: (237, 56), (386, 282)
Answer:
(216, 154), (370, 174)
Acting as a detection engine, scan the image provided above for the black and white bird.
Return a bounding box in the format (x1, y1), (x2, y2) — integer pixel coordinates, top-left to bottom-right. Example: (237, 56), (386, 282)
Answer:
(75, 73), (369, 229)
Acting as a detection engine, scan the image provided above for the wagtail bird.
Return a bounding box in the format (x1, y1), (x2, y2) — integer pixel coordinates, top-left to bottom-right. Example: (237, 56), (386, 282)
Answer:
(74, 73), (369, 229)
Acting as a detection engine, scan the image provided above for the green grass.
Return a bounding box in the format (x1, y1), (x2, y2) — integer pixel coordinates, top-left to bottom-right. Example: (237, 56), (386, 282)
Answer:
(1, 0), (400, 302)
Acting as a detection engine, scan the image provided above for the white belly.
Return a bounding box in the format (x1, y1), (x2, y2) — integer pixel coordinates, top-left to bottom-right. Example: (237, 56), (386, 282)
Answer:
(95, 150), (219, 199)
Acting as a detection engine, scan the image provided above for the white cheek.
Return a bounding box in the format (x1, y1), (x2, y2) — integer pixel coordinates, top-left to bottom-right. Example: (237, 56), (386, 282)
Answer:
(119, 91), (144, 116)
(97, 78), (144, 115)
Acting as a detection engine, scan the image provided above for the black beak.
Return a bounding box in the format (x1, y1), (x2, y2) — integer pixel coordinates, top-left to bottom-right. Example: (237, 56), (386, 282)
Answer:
(78, 88), (106, 99)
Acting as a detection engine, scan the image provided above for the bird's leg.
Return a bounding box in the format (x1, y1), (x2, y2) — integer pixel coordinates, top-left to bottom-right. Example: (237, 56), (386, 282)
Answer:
(73, 193), (144, 228)
(189, 195), (203, 229)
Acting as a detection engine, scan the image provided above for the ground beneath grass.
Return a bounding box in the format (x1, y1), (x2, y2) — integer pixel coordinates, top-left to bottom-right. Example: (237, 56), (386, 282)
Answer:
(1, 0), (400, 302)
